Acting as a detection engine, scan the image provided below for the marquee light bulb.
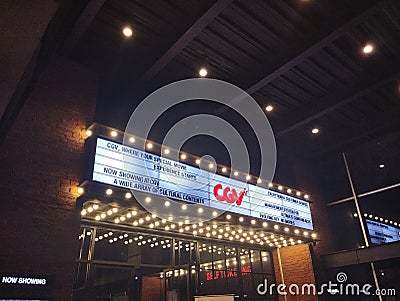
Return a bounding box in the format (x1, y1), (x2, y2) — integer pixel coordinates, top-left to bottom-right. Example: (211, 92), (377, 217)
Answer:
(146, 142), (153, 149)
(110, 131), (118, 137)
(85, 129), (92, 137)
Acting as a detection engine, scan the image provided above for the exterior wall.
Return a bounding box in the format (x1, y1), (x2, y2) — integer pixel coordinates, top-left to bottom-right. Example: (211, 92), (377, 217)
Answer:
(0, 55), (97, 299)
(0, 0), (58, 118)
(273, 244), (317, 301)
(292, 162), (335, 287)
(141, 276), (163, 301)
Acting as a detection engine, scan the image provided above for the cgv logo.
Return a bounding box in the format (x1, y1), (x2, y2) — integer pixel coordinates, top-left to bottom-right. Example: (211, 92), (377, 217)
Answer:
(213, 184), (248, 206)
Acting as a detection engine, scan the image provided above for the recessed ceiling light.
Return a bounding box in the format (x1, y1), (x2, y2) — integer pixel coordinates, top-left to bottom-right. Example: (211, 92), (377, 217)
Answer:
(122, 26), (133, 37)
(311, 128), (319, 134)
(265, 105), (273, 112)
(362, 44), (374, 54)
(199, 68), (208, 77)
(379, 164), (385, 169)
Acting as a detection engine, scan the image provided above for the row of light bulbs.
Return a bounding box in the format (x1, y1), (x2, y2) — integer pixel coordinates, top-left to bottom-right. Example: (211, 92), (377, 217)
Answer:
(81, 200), (316, 242)
(90, 229), (301, 249)
(83, 216), (309, 249)
(82, 192), (313, 236)
(83, 128), (310, 200)
(354, 213), (399, 227)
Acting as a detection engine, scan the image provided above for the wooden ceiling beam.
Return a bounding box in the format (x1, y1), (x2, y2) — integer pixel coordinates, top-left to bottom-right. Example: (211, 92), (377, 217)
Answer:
(140, 0), (233, 82)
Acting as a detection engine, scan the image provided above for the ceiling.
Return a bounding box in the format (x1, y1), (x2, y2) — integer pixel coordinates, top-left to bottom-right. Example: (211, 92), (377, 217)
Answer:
(3, 0), (399, 222)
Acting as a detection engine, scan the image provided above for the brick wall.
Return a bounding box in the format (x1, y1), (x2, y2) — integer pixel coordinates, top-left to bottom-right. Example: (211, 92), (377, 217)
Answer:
(141, 276), (163, 301)
(273, 244), (318, 301)
(0, 55), (97, 299)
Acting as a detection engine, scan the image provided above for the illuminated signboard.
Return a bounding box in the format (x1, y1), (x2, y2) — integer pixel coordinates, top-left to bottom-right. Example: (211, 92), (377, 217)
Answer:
(1, 276), (47, 286)
(92, 138), (313, 230)
(366, 219), (400, 245)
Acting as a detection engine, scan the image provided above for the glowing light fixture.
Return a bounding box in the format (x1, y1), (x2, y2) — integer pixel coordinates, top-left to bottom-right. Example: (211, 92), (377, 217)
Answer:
(122, 26), (133, 37)
(265, 105), (273, 112)
(362, 44), (374, 54)
(199, 68), (208, 77)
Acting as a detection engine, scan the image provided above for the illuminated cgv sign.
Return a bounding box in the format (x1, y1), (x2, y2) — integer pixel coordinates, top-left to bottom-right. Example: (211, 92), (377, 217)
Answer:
(92, 138), (313, 229)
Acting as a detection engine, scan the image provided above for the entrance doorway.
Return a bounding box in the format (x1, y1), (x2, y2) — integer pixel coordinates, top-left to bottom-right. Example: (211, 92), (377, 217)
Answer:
(73, 225), (276, 300)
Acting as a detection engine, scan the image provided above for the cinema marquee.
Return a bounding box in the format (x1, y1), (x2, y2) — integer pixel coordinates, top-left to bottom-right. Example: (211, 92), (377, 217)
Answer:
(73, 123), (318, 300)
